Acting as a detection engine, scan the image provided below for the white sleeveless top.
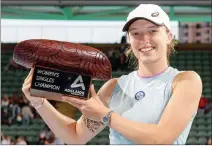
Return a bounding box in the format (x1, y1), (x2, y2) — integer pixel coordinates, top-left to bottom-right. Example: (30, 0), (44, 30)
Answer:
(108, 67), (196, 144)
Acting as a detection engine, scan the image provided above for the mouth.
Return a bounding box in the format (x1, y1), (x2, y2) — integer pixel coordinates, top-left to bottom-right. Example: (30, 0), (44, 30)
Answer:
(139, 47), (155, 52)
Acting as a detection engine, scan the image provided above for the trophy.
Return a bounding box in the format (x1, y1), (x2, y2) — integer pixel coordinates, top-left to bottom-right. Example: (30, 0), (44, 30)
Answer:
(13, 39), (112, 101)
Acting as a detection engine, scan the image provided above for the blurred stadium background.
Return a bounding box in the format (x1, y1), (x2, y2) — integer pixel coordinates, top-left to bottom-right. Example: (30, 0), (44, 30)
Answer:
(1, 0), (212, 145)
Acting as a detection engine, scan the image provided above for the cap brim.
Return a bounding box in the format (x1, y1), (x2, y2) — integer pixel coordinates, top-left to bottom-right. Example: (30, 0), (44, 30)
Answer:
(122, 17), (162, 32)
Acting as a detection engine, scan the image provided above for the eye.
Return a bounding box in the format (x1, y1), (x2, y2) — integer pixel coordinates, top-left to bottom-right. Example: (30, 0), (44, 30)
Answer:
(132, 32), (139, 36)
(149, 29), (157, 33)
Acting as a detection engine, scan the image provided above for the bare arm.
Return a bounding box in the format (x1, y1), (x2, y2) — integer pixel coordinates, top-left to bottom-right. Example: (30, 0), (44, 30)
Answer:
(65, 78), (118, 144)
(22, 68), (117, 144)
(35, 99), (79, 144)
(108, 71), (202, 144)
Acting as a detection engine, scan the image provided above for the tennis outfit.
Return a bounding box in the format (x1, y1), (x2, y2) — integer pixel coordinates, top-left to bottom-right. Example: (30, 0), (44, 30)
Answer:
(108, 67), (196, 144)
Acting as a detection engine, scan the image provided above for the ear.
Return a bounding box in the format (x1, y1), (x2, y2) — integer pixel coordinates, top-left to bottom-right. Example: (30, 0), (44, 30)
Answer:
(167, 31), (173, 44)
(126, 32), (130, 43)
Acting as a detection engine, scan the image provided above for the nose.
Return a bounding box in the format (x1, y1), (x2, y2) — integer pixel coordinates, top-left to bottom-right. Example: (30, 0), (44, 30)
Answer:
(138, 33), (150, 43)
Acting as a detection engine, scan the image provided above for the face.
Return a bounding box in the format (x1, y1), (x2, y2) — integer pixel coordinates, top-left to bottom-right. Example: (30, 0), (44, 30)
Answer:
(128, 19), (172, 64)
(3, 94), (8, 100)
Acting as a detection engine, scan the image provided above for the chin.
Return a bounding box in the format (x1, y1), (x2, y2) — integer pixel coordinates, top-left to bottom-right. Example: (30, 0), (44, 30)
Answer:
(140, 57), (160, 64)
(142, 60), (155, 64)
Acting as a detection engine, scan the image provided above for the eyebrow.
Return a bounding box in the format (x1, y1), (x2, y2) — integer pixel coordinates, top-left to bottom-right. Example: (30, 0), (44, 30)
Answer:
(148, 25), (161, 28)
(129, 25), (161, 31)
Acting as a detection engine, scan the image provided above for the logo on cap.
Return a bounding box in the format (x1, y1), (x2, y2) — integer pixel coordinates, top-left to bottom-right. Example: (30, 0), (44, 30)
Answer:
(135, 91), (145, 101)
(151, 12), (159, 17)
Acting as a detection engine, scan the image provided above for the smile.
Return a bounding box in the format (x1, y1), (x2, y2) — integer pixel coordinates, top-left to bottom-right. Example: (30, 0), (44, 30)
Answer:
(139, 47), (154, 52)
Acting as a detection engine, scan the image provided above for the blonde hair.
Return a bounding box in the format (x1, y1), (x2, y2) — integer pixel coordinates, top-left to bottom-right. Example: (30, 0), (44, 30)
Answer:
(125, 36), (178, 69)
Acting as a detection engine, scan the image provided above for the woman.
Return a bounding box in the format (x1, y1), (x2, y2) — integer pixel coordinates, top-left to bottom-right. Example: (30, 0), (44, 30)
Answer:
(22, 4), (202, 144)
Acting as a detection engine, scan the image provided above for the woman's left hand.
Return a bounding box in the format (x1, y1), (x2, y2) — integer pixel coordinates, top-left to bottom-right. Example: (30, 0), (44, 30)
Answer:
(61, 84), (110, 121)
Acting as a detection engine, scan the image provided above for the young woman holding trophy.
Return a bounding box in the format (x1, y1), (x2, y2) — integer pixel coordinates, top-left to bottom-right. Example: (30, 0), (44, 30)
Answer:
(21, 4), (202, 144)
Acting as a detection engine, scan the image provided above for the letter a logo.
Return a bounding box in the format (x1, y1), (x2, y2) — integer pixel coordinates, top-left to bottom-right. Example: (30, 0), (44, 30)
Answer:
(71, 75), (85, 90)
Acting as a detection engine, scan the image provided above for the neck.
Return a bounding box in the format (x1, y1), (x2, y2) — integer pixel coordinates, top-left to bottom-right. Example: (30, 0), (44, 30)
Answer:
(137, 57), (169, 78)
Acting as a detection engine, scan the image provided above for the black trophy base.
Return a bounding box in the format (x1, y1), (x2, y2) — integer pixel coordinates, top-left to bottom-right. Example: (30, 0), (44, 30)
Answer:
(30, 65), (92, 101)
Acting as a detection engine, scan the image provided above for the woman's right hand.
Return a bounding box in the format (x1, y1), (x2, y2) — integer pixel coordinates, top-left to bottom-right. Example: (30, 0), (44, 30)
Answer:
(22, 67), (44, 105)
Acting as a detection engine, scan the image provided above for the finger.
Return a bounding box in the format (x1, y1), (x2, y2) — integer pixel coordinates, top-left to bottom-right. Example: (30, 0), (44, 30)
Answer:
(22, 84), (33, 99)
(23, 68), (34, 87)
(23, 74), (33, 87)
(22, 83), (43, 101)
(62, 98), (83, 109)
(62, 96), (86, 105)
(69, 102), (83, 109)
(22, 83), (31, 95)
(24, 68), (34, 82)
(90, 84), (97, 97)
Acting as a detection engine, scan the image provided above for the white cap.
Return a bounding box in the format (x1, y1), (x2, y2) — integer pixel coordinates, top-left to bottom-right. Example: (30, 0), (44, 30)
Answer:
(122, 4), (170, 32)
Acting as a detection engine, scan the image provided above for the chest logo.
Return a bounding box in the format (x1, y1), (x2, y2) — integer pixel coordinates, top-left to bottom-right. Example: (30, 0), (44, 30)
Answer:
(135, 91), (145, 101)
